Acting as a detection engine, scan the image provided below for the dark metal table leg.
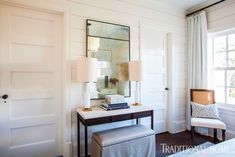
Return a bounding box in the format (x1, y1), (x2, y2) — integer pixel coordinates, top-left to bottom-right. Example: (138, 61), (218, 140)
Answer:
(214, 129), (217, 143)
(85, 126), (88, 157)
(77, 113), (80, 157)
(136, 118), (139, 124)
(151, 111), (154, 130)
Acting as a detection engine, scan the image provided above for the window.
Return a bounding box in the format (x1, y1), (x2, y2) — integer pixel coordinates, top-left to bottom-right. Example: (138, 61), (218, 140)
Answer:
(209, 31), (235, 104)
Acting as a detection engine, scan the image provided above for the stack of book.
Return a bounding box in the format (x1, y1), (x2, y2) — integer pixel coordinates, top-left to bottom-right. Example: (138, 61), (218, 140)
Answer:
(100, 102), (129, 111)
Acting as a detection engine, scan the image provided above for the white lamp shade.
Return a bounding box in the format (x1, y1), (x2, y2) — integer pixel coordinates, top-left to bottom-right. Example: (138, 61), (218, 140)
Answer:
(119, 63), (129, 81)
(77, 57), (97, 82)
(129, 61), (143, 81)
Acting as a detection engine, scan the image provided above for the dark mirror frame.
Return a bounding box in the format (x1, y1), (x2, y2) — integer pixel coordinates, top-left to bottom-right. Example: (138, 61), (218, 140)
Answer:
(86, 19), (131, 100)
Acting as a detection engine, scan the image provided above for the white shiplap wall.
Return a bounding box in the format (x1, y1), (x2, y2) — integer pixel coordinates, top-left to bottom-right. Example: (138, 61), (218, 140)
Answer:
(0, 0), (187, 156)
(206, 0), (235, 139)
(69, 1), (187, 156)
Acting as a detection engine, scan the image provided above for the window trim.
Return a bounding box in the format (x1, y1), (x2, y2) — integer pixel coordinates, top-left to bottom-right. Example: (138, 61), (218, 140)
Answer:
(210, 30), (235, 105)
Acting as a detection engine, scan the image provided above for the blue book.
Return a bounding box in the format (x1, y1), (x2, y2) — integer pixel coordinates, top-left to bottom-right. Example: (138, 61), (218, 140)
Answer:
(103, 102), (128, 108)
(100, 104), (130, 111)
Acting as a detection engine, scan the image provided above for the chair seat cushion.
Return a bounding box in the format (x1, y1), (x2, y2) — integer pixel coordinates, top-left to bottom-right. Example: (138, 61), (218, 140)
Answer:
(92, 125), (155, 147)
(191, 117), (226, 129)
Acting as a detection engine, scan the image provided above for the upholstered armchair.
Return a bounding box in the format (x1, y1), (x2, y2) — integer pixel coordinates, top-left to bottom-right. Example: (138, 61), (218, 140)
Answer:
(190, 89), (226, 142)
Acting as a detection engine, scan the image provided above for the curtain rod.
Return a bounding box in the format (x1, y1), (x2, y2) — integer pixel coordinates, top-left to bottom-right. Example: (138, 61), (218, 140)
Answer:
(186, 0), (226, 17)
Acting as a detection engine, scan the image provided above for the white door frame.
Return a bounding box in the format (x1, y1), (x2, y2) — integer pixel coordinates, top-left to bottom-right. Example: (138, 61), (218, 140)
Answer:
(139, 21), (175, 134)
(166, 33), (176, 133)
(0, 2), (70, 156)
(140, 23), (167, 133)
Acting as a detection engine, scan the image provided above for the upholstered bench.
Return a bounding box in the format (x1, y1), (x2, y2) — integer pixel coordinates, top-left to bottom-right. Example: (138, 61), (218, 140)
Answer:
(91, 124), (155, 157)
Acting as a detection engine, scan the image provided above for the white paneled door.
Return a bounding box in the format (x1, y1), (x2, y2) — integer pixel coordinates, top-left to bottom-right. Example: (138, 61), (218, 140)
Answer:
(0, 5), (62, 157)
(140, 25), (168, 133)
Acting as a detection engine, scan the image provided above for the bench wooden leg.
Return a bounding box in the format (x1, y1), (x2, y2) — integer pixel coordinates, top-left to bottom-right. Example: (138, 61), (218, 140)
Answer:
(222, 129), (226, 141)
(191, 126), (195, 141)
(214, 129), (217, 143)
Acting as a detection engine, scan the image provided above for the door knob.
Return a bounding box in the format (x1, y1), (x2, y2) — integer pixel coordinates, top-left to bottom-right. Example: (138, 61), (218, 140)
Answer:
(1, 94), (8, 99)
(165, 88), (169, 91)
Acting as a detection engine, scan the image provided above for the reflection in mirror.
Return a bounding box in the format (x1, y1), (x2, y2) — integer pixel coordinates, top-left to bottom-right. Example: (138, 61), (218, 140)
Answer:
(86, 19), (130, 99)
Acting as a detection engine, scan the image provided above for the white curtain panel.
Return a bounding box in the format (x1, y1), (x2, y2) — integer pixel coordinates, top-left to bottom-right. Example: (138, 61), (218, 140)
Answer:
(186, 11), (208, 131)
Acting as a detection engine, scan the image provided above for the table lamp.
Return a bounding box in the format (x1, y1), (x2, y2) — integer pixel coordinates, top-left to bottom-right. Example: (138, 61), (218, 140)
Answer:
(77, 57), (97, 111)
(129, 61), (143, 106)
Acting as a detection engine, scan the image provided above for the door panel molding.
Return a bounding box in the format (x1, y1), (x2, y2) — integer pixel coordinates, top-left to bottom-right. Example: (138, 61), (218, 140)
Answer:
(0, 5), (63, 157)
(140, 24), (168, 134)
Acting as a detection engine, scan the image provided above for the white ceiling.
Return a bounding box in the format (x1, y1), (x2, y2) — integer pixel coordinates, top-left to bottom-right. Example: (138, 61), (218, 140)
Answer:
(156, 0), (208, 10)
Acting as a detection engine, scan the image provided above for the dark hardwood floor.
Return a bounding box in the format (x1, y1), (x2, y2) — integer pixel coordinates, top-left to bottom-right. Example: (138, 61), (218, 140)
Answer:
(156, 131), (215, 157)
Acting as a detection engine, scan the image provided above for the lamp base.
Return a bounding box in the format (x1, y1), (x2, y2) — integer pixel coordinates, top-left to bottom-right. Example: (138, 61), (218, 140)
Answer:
(132, 103), (142, 106)
(82, 108), (92, 112)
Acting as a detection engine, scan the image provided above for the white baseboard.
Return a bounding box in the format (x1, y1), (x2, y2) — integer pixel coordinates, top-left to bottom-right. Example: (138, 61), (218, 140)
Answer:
(205, 129), (235, 141)
(226, 130), (235, 139)
(63, 142), (72, 157)
(169, 120), (186, 133)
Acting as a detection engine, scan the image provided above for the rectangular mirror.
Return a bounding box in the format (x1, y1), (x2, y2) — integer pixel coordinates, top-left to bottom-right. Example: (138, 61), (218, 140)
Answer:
(86, 19), (130, 99)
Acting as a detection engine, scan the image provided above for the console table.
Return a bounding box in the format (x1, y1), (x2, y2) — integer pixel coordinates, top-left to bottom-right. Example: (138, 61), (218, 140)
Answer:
(76, 105), (154, 157)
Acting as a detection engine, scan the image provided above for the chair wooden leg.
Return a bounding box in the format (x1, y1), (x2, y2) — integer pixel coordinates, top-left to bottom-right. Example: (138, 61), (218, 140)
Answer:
(222, 129), (226, 141)
(191, 126), (195, 141)
(214, 129), (217, 143)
